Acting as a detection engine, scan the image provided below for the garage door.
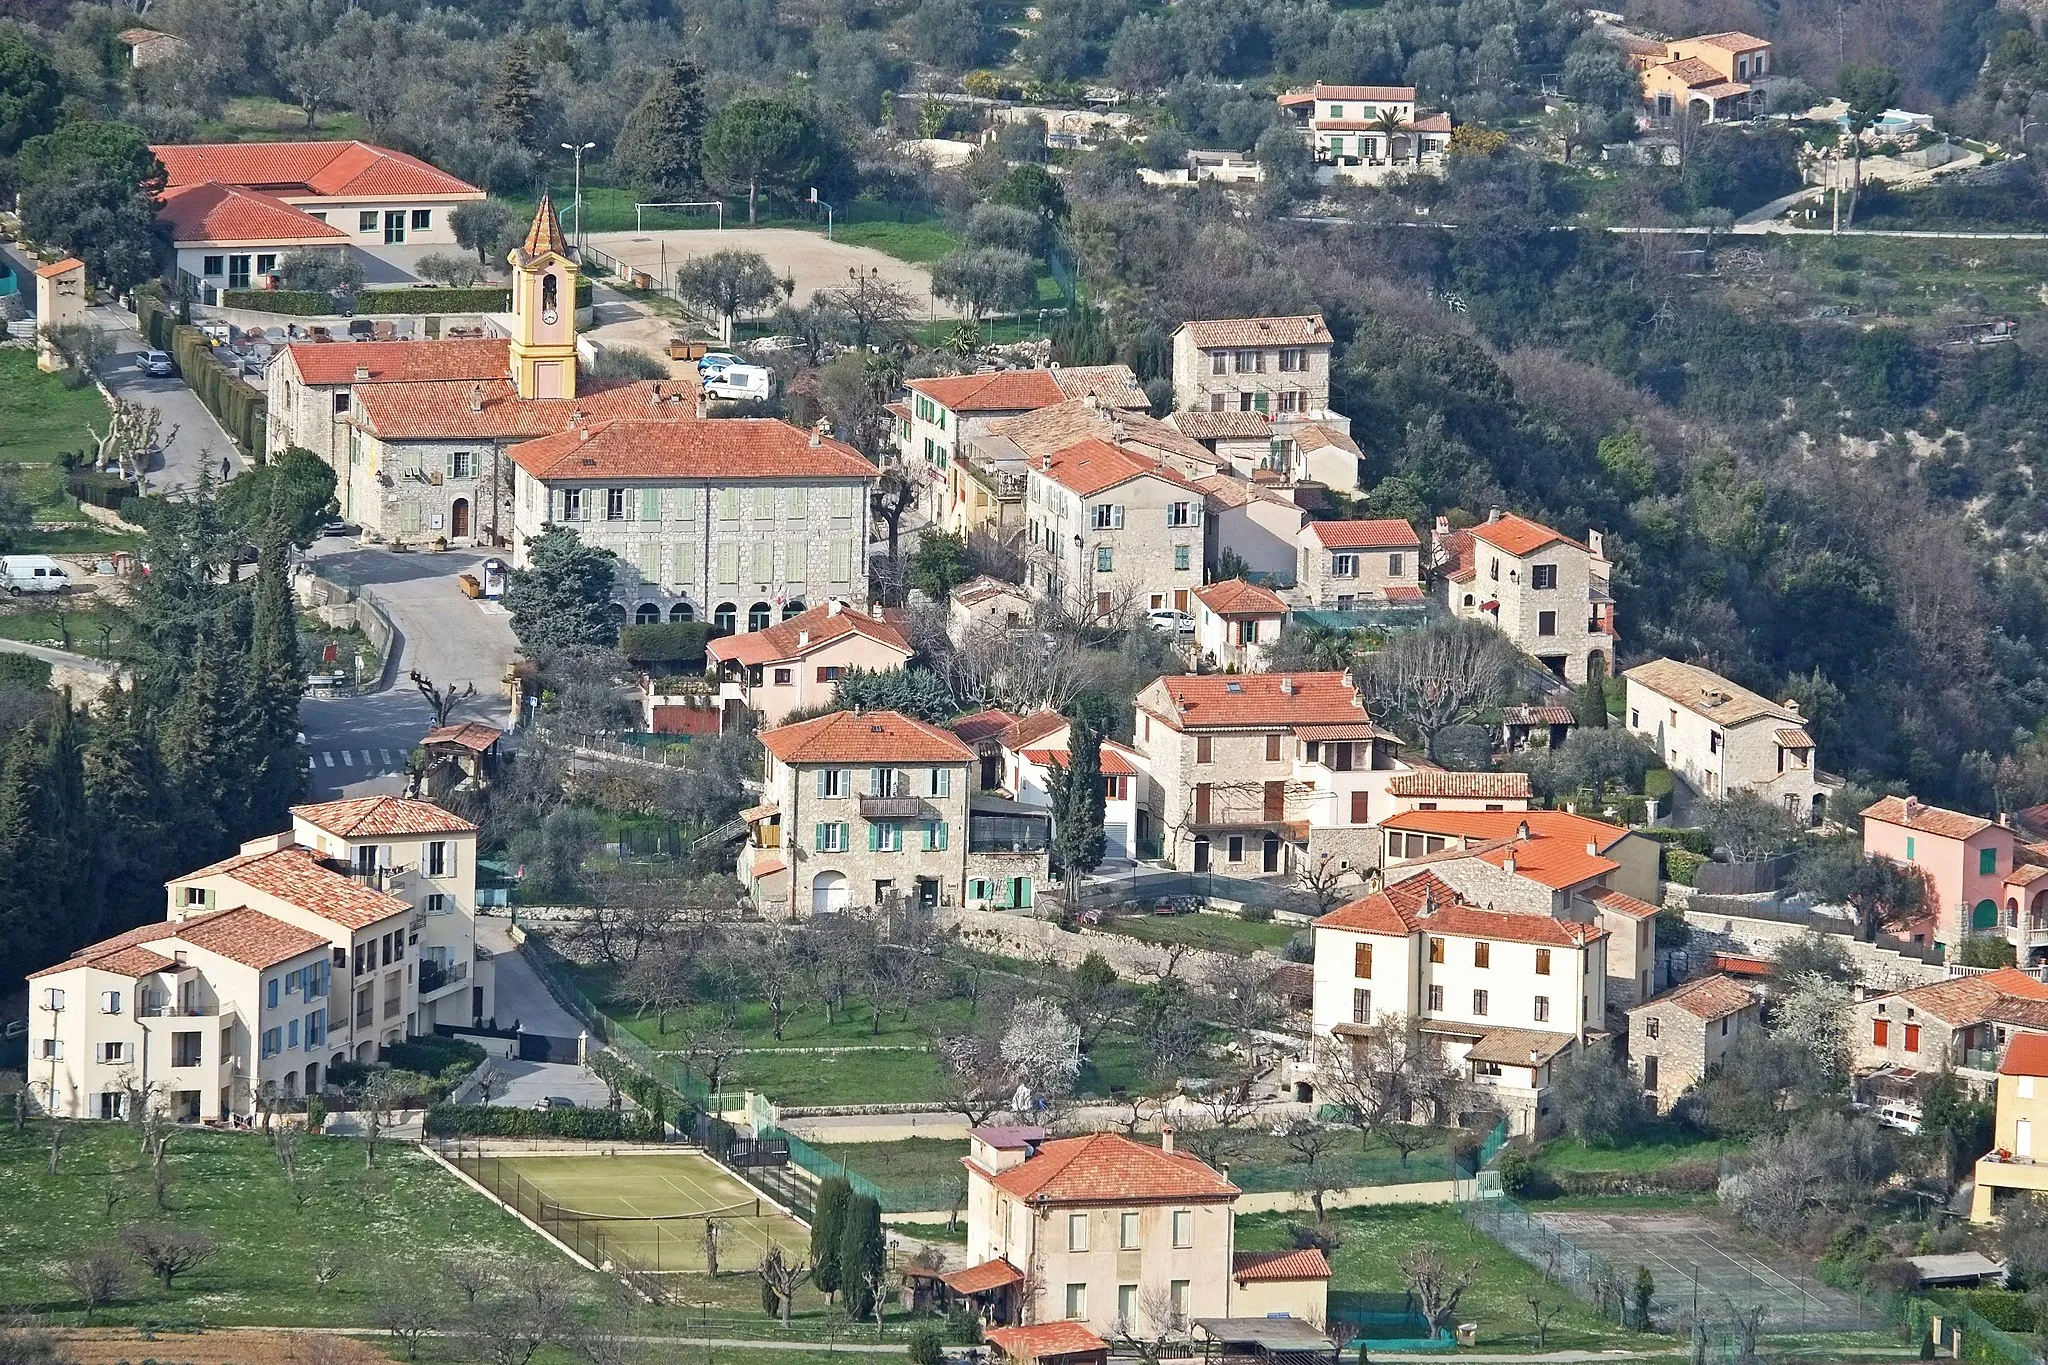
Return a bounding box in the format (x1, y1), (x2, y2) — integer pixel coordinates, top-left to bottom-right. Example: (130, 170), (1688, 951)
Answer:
(812, 871), (849, 914)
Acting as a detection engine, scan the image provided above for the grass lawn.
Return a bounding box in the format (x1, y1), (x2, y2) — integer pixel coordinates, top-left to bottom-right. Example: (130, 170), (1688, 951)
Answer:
(578, 966), (982, 1052)
(0, 604), (133, 656)
(14, 525), (144, 554)
(718, 1046), (950, 1106)
(1088, 910), (1299, 956)
(1235, 1204), (1632, 1352)
(0, 349), (111, 466)
(196, 96), (365, 142)
(0, 1121), (603, 1326)
(809, 1138), (969, 1191)
(1530, 1126), (1738, 1177)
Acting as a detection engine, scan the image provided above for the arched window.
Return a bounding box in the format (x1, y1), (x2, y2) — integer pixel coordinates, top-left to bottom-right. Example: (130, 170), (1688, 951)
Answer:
(1974, 899), (2000, 932)
(635, 602), (661, 624)
(669, 602), (695, 623)
(609, 602), (628, 623)
(1463, 594), (1475, 607)
(748, 601), (773, 631)
(540, 272), (559, 322)
(713, 602), (737, 636)
(782, 599), (806, 620)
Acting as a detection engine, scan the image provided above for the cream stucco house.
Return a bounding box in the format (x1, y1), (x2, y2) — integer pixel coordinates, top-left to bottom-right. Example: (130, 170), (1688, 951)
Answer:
(705, 600), (913, 728)
(1023, 440), (1204, 621)
(1623, 658), (1821, 818)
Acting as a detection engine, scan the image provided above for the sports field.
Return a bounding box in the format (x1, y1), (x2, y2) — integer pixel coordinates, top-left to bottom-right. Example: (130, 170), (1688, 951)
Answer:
(464, 1150), (807, 1275)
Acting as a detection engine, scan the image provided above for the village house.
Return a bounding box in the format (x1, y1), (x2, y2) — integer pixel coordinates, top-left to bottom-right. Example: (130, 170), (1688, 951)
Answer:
(1626, 974), (1760, 1112)
(1024, 439), (1205, 622)
(1860, 795), (2030, 953)
(1170, 316), (1335, 416)
(1274, 84), (1453, 182)
(1624, 658), (1822, 818)
(1310, 871), (1608, 1136)
(1193, 579), (1290, 673)
(1378, 808), (1662, 1007)
(1853, 968), (2048, 1094)
(1382, 770), (1533, 820)
(1168, 411), (1284, 475)
(1130, 672), (1418, 880)
(1500, 704), (1577, 755)
(154, 140), (485, 299)
(1435, 510), (1617, 685)
(1637, 33), (1771, 123)
(947, 1126), (1327, 1338)
(957, 398), (1223, 543)
(1297, 520), (1426, 612)
(705, 600), (914, 728)
(979, 709), (1149, 864)
(1192, 475), (1306, 582)
(1972, 1034), (2048, 1221)
(28, 797), (489, 1122)
(951, 576), (1037, 636)
(119, 27), (190, 66)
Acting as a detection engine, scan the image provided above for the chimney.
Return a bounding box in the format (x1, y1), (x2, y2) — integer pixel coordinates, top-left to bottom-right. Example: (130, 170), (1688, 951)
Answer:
(1083, 393), (1098, 410)
(1905, 796), (1923, 820)
(1504, 850), (1517, 874)
(696, 396), (709, 418)
(869, 601), (884, 620)
(1434, 514), (1451, 537)
(468, 383), (484, 414)
(1280, 676), (1295, 695)
(1420, 886), (1436, 918)
(809, 430), (822, 447)
(1159, 1125), (1175, 1155)
(1486, 507), (1502, 524)
(1517, 820), (1531, 841)
(1783, 698), (1802, 716)
(828, 599), (845, 616)
(649, 384), (663, 406)
(1586, 841), (1598, 857)
(353, 365), (371, 382)
(798, 630), (810, 647)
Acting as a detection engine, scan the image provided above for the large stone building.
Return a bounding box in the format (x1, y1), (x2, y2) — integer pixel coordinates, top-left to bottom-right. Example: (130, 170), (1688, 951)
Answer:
(1623, 658), (1822, 818)
(1169, 315), (1334, 417)
(1435, 510), (1618, 684)
(1023, 439), (1205, 621)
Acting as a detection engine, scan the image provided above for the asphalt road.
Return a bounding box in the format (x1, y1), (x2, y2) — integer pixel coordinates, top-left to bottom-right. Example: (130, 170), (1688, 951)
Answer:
(298, 540), (517, 799)
(85, 302), (245, 495)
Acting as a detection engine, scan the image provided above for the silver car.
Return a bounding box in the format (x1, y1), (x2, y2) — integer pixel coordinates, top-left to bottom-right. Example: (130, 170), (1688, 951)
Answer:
(141, 349), (175, 377)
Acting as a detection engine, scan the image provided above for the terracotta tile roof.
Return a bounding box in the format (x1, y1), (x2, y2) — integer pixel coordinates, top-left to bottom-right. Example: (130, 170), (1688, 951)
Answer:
(707, 602), (911, 668)
(1470, 511), (1579, 557)
(172, 905), (332, 969)
(1051, 365), (1149, 408)
(1170, 411), (1273, 440)
(1037, 438), (1197, 497)
(423, 721), (504, 752)
(1988, 998), (2048, 1032)
(1146, 672), (1365, 730)
(1383, 585), (1427, 603)
(282, 339), (509, 386)
(1712, 952), (1771, 977)
(2003, 1032), (2048, 1077)
(1775, 728), (1816, 748)
(1878, 968), (2048, 1028)
(1293, 424), (1361, 456)
(1861, 795), (1995, 841)
(1315, 871), (1459, 934)
(1585, 886), (1661, 920)
(983, 1131), (1237, 1204)
(1380, 807), (1628, 851)
(1306, 518), (1420, 550)
(909, 371), (1066, 413)
(760, 710), (973, 765)
(1407, 112), (1453, 133)
(119, 27), (176, 44)
(887, 401), (911, 422)
(158, 181), (350, 247)
(1439, 527), (1477, 583)
(1386, 770), (1531, 800)
(355, 377), (672, 442)
(2006, 863), (2048, 889)
(1000, 710), (1071, 752)
(1394, 831), (1619, 891)
(511, 416), (878, 483)
(152, 141), (483, 199)
(952, 575), (1029, 608)
(1292, 721), (1401, 742)
(1641, 974), (1755, 1022)
(520, 190), (569, 260)
(1233, 1248), (1332, 1281)
(1193, 474), (1300, 513)
(33, 257), (84, 278)
(1020, 743), (1138, 777)
(1195, 578), (1287, 616)
(1278, 83), (1416, 105)
(293, 796), (476, 838)
(1465, 1026), (1578, 1066)
(187, 845), (411, 929)
(1382, 809), (1631, 890)
(1691, 80), (1753, 99)
(29, 942), (180, 979)
(1659, 57), (1730, 87)
(1178, 314), (1333, 349)
(1502, 705), (1578, 726)
(986, 1323), (1108, 1362)
(941, 1258), (1026, 1295)
(749, 854), (787, 879)
(952, 708), (1020, 745)
(1625, 658), (1802, 727)
(1688, 30), (1769, 49)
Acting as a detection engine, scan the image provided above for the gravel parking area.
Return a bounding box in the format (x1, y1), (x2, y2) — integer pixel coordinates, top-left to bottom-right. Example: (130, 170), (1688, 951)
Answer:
(585, 227), (959, 319)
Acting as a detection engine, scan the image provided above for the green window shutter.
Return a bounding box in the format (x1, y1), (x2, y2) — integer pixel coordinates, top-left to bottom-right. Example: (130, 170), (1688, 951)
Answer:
(815, 823), (828, 851)
(1253, 391), (1269, 414)
(1017, 879), (1033, 908)
(994, 880), (1012, 909)
(838, 822), (849, 849)
(677, 541), (699, 586)
(839, 769), (852, 796)
(869, 822), (881, 852)
(641, 488), (660, 520)
(786, 541), (807, 585)
(754, 539), (774, 582)
(718, 544), (739, 585)
(937, 821), (949, 851)
(788, 487), (807, 519)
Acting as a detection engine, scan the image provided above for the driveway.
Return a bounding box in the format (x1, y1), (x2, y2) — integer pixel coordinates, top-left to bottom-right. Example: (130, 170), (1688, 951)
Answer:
(480, 1058), (615, 1110)
(478, 917), (587, 1039)
(297, 540), (518, 798)
(85, 303), (245, 495)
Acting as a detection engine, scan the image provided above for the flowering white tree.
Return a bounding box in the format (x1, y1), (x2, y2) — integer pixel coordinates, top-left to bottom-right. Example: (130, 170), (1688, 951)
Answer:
(1003, 999), (1082, 1104)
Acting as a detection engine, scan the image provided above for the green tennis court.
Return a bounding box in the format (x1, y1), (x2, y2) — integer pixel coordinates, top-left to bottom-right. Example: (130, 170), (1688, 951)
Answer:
(479, 1151), (806, 1274)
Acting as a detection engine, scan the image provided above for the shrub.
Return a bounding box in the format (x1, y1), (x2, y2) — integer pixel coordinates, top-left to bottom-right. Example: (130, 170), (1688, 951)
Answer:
(69, 468), (137, 508)
(1496, 1144), (1536, 1196)
(944, 1306), (984, 1345)
(0, 654), (54, 690)
(1642, 827), (1713, 856)
(415, 253), (485, 287)
(383, 1035), (487, 1080)
(305, 1096), (326, 1133)
(356, 280), (593, 316)
(619, 621), (711, 667)
(1238, 904), (1274, 924)
(221, 289), (333, 317)
(422, 1103), (666, 1140)
(1664, 849), (1707, 886)
(907, 1324), (946, 1365)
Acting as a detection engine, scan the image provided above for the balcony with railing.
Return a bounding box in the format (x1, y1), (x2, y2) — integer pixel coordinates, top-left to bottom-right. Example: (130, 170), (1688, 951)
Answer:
(969, 811), (1051, 854)
(860, 795), (932, 821)
(418, 958), (470, 996)
(1964, 1047), (2001, 1073)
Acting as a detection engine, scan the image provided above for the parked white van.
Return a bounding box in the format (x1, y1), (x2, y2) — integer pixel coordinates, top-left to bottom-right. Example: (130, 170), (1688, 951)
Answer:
(3, 555), (72, 595)
(702, 363), (773, 402)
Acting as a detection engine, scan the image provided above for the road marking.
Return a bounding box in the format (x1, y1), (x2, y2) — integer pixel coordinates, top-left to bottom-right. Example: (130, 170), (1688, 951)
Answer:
(342, 751), (354, 767)
(360, 750), (374, 766)
(307, 757), (317, 770)
(380, 749), (392, 765)
(323, 752), (335, 768)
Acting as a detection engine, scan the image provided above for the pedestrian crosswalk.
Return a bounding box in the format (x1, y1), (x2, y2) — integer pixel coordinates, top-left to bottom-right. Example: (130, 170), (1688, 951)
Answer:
(306, 748), (401, 773)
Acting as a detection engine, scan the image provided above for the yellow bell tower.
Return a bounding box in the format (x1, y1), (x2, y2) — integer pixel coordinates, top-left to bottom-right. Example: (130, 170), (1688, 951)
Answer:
(507, 190), (579, 401)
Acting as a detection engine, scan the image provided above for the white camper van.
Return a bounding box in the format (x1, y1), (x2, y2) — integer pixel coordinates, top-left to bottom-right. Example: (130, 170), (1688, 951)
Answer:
(2, 555), (71, 595)
(702, 363), (773, 402)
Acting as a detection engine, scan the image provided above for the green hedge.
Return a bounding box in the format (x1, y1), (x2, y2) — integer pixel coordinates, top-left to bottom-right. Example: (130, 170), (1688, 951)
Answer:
(1665, 849), (1707, 886)
(1642, 827), (1714, 856)
(69, 468), (137, 509)
(222, 288), (333, 316)
(423, 1102), (664, 1140)
(1944, 1291), (2037, 1333)
(169, 324), (267, 457)
(356, 279), (592, 315)
(620, 621), (710, 666)
(136, 283), (175, 351)
(383, 1034), (487, 1079)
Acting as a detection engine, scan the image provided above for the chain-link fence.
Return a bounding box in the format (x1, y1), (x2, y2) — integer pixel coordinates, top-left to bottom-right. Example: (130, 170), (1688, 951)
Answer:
(515, 925), (712, 1111)
(759, 1124), (965, 1214)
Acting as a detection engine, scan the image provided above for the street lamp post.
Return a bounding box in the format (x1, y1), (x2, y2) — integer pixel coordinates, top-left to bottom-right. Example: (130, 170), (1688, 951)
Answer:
(560, 142), (596, 253)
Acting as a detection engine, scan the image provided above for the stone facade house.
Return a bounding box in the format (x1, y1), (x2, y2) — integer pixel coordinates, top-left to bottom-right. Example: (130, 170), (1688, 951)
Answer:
(1023, 439), (1205, 621)
(951, 576), (1037, 635)
(1435, 510), (1617, 685)
(1853, 968), (2048, 1093)
(1193, 579), (1289, 672)
(1638, 33), (1770, 122)
(1297, 519), (1425, 610)
(1170, 315), (1334, 416)
(1624, 658), (1822, 818)
(1626, 974), (1760, 1111)
(705, 600), (914, 728)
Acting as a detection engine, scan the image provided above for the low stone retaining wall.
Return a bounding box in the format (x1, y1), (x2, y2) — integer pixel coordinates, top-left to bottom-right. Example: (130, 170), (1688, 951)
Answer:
(1681, 906), (1943, 990)
(1235, 1179), (1456, 1213)
(936, 904), (1279, 985)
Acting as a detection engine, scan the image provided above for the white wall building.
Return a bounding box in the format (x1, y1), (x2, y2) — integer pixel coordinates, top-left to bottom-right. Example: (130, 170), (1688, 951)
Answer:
(1023, 439), (1204, 621)
(1623, 658), (1822, 817)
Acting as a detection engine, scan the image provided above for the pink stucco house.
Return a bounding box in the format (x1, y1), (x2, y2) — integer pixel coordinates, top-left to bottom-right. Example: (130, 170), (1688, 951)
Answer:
(1861, 795), (2019, 951)
(706, 599), (914, 728)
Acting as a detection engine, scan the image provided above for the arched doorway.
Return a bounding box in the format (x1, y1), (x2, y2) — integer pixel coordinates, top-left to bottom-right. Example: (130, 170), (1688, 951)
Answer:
(669, 602), (694, 622)
(811, 871), (849, 915)
(713, 602), (737, 635)
(1973, 899), (2000, 932)
(283, 1072), (298, 1099)
(748, 601), (773, 631)
(305, 1061), (320, 1094)
(782, 599), (806, 620)
(635, 602), (660, 624)
(609, 602), (628, 626)
(450, 499), (469, 539)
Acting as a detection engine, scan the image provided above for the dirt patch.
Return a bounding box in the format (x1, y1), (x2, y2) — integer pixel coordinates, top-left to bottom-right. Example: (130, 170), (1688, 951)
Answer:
(585, 227), (958, 320)
(51, 1327), (391, 1365)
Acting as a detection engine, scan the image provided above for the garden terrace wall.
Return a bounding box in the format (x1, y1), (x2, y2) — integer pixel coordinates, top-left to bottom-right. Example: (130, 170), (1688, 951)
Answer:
(935, 905), (1276, 985)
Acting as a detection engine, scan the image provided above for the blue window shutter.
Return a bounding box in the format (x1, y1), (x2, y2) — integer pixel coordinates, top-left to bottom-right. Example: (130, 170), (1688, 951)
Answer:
(816, 769), (828, 797)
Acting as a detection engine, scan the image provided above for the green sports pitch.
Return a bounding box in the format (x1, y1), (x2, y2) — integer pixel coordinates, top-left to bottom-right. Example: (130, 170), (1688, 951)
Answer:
(464, 1150), (806, 1274)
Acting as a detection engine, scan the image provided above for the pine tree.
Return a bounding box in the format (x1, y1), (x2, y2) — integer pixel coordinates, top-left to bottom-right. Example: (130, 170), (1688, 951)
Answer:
(615, 58), (708, 199)
(837, 1193), (883, 1319)
(1047, 718), (1106, 882)
(160, 629), (248, 859)
(491, 39), (544, 153)
(0, 730), (49, 976)
(84, 683), (172, 940)
(244, 479), (306, 831)
(34, 693), (95, 939)
(811, 1175), (850, 1297)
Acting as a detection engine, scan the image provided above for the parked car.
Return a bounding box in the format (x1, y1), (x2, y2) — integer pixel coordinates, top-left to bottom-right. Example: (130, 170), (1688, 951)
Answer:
(2, 555), (71, 595)
(702, 363), (773, 402)
(1144, 608), (1196, 635)
(141, 349), (175, 377)
(534, 1096), (578, 1111)
(319, 519), (353, 537)
(696, 351), (741, 375)
(1874, 1103), (1922, 1134)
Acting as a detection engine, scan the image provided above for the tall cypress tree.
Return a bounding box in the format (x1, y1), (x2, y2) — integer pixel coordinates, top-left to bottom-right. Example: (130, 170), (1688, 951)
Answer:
(1577, 655), (1610, 730)
(837, 1193), (884, 1319)
(84, 683), (172, 940)
(615, 58), (709, 199)
(35, 693), (95, 941)
(811, 1175), (850, 1297)
(0, 730), (49, 979)
(161, 629), (246, 859)
(1048, 718), (1106, 882)
(245, 479), (306, 831)
(491, 39), (544, 153)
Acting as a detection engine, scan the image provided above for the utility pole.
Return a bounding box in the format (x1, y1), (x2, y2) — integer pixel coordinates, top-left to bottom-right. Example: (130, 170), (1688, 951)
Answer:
(561, 141), (596, 253)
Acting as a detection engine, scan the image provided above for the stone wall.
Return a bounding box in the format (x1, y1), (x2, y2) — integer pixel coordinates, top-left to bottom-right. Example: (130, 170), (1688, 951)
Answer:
(1680, 907), (1943, 991)
(936, 905), (1281, 986)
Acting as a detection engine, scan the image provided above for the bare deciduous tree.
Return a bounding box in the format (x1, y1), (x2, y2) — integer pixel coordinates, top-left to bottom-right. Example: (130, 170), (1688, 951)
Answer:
(757, 1246), (812, 1326)
(59, 1250), (131, 1321)
(936, 1032), (1015, 1127)
(444, 1256), (499, 1306)
(1526, 1291), (1563, 1348)
(1355, 617), (1523, 763)
(120, 1223), (218, 1290)
(371, 1275), (445, 1360)
(1400, 1247), (1477, 1337)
